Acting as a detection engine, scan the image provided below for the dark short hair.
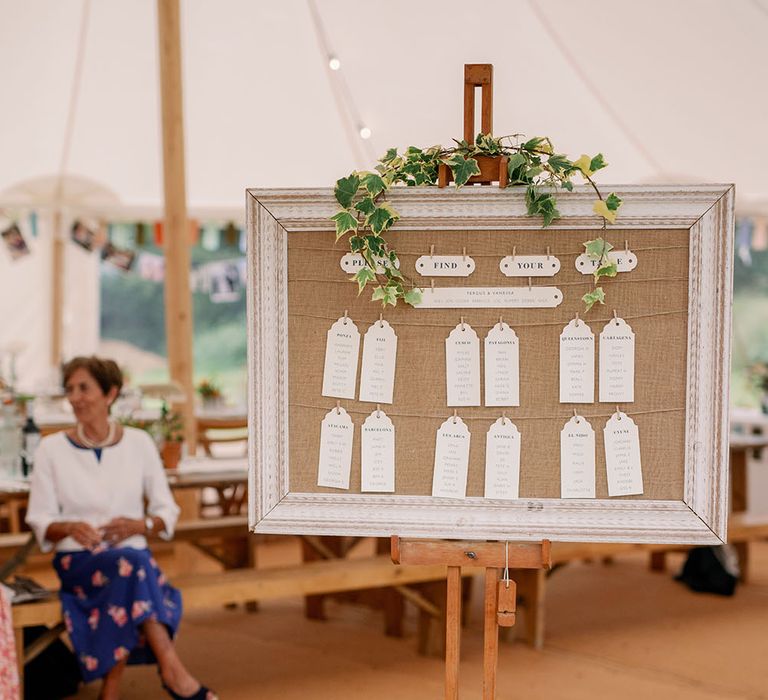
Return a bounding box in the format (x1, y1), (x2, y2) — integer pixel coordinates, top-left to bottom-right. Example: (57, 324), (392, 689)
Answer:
(62, 356), (123, 397)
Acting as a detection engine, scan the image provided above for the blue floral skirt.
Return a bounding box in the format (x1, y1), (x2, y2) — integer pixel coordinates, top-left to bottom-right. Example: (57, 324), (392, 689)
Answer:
(53, 547), (182, 682)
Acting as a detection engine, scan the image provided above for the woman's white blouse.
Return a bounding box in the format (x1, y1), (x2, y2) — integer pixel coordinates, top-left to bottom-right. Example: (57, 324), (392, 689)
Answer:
(26, 427), (180, 553)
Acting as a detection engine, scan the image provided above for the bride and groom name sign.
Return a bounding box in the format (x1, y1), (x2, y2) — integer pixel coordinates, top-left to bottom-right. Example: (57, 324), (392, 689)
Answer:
(247, 185), (733, 544)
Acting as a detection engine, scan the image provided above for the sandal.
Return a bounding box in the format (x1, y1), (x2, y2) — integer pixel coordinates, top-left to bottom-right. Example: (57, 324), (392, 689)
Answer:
(161, 682), (217, 700)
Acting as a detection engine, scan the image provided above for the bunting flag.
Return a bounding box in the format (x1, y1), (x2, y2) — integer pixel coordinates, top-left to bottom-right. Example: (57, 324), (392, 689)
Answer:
(153, 219), (200, 247)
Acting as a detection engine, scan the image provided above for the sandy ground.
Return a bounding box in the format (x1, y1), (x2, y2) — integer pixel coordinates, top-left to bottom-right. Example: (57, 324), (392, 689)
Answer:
(47, 538), (768, 700)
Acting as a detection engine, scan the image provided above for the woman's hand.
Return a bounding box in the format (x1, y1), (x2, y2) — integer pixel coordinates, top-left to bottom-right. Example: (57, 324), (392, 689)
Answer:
(66, 522), (103, 550)
(102, 517), (144, 545)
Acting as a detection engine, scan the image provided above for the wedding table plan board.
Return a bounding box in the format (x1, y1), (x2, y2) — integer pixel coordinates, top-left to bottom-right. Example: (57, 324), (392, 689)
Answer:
(247, 185), (733, 544)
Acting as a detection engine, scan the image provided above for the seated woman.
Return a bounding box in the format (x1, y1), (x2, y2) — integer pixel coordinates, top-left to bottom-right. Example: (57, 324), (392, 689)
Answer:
(26, 356), (217, 700)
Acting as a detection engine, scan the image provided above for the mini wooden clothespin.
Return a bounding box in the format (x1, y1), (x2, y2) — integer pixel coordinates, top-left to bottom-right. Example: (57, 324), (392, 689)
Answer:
(497, 541), (517, 627)
(452, 409), (458, 424)
(379, 312), (384, 327)
(613, 309), (619, 325)
(460, 316), (466, 331)
(343, 309), (349, 324)
(462, 246), (467, 261)
(616, 405), (622, 419)
(430, 244), (435, 258)
(624, 240), (629, 253)
(335, 401), (341, 415)
(498, 315), (503, 329)
(574, 311), (580, 326)
(528, 276), (532, 291)
(512, 246), (516, 260)
(376, 403), (381, 418)
(546, 246), (551, 259)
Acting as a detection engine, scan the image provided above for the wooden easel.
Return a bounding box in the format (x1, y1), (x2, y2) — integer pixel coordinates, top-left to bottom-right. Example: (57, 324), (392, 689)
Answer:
(392, 537), (550, 699)
(437, 64), (508, 188)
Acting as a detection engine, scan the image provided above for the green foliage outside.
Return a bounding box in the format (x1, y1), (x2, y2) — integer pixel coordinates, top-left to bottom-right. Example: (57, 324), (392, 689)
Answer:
(100, 242), (246, 403)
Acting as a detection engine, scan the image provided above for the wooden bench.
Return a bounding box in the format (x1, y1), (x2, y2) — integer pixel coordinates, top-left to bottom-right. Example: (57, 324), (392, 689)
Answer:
(11, 553), (476, 690)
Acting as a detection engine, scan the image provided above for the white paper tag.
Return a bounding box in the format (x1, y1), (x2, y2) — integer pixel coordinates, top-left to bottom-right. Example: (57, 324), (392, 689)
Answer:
(359, 320), (398, 404)
(339, 252), (400, 275)
(559, 319), (595, 403)
(484, 418), (521, 500)
(484, 323), (520, 407)
(560, 415), (596, 498)
(413, 286), (563, 308)
(432, 416), (471, 499)
(361, 409), (395, 493)
(321, 316), (361, 400)
(415, 254), (475, 277)
(499, 254), (561, 277)
(575, 249), (638, 274)
(317, 406), (354, 490)
(599, 317), (635, 403)
(604, 412), (643, 496)
(445, 322), (481, 406)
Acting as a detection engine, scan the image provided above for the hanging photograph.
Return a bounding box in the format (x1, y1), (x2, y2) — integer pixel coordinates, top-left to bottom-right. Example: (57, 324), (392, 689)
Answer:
(71, 219), (97, 251)
(1, 223), (30, 260)
(100, 242), (136, 271)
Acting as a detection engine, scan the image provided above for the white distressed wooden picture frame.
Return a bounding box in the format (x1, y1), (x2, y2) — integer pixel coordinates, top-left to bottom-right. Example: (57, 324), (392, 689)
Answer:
(246, 184), (734, 544)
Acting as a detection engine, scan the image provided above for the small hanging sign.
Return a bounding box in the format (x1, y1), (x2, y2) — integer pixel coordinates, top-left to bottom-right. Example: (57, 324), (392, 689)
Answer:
(340, 252), (400, 275)
(575, 248), (638, 274)
(499, 254), (560, 277)
(415, 253), (475, 277)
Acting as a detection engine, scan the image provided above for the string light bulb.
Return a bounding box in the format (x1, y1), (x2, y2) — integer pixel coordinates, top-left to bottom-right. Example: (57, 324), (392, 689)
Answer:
(328, 56), (341, 71)
(359, 126), (372, 140)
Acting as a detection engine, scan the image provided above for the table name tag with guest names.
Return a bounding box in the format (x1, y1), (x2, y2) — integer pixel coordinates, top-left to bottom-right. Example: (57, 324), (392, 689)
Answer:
(484, 418), (522, 500)
(359, 320), (398, 404)
(499, 254), (561, 277)
(446, 322), (481, 406)
(432, 416), (471, 499)
(317, 407), (354, 490)
(604, 412), (643, 496)
(361, 409), (395, 493)
(560, 414), (596, 498)
(559, 319), (595, 403)
(321, 316), (360, 400)
(599, 317), (635, 403)
(415, 254), (476, 277)
(414, 286), (563, 309)
(484, 323), (520, 407)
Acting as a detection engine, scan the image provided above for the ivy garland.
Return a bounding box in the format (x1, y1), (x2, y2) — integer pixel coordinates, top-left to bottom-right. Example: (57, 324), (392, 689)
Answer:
(331, 133), (623, 311)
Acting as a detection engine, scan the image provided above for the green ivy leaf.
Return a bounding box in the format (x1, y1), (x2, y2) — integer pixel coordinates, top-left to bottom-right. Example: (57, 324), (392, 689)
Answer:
(547, 154), (572, 173)
(349, 235), (364, 252)
(595, 262), (618, 278)
(443, 154), (481, 187)
(361, 173), (386, 197)
(365, 235), (385, 256)
(334, 174), (360, 209)
(331, 211), (358, 241)
(589, 153), (607, 172)
(584, 238), (613, 259)
(353, 266), (376, 294)
(404, 288), (422, 307)
(582, 287), (606, 311)
(354, 197), (376, 217)
(522, 136), (545, 151)
(367, 201), (399, 235)
(605, 192), (622, 211)
(561, 180), (574, 191)
(380, 148), (398, 163)
(371, 286), (386, 302)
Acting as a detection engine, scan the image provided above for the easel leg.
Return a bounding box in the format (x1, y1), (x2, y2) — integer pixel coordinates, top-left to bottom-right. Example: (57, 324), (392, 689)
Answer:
(483, 567), (499, 700)
(445, 566), (462, 700)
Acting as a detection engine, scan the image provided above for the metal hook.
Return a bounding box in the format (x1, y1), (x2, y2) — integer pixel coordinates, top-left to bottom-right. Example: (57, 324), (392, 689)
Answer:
(504, 541), (510, 588)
